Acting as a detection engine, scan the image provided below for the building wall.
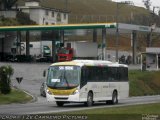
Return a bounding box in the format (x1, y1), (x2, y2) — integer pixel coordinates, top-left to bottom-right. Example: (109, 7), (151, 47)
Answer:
(23, 8), (68, 25)
(39, 9), (56, 25)
(39, 9), (68, 25)
(21, 7), (30, 14)
(24, 1), (68, 24)
(28, 9), (41, 24)
(25, 2), (40, 7)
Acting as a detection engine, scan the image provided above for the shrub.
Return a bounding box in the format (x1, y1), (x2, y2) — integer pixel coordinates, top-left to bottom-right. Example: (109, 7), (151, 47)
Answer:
(0, 65), (14, 94)
(16, 11), (36, 25)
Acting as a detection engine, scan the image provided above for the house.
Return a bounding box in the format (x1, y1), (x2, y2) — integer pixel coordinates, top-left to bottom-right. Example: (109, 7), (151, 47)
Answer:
(18, 0), (69, 25)
(0, 0), (69, 25)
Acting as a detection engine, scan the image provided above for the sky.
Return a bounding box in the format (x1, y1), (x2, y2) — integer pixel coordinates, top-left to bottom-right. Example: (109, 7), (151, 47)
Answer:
(112, 0), (160, 10)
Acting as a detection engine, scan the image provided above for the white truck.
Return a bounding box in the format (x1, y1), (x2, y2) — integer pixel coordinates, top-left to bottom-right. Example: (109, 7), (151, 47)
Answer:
(21, 41), (52, 57)
(58, 41), (98, 61)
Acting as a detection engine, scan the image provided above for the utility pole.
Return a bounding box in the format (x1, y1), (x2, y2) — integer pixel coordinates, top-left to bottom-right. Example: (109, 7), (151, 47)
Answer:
(147, 6), (159, 47)
(115, 2), (119, 62)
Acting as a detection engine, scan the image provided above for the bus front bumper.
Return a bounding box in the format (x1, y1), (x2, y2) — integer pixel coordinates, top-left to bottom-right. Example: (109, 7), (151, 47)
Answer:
(46, 92), (80, 102)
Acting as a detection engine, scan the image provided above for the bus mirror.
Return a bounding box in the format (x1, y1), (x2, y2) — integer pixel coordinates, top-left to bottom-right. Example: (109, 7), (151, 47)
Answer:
(43, 70), (46, 77)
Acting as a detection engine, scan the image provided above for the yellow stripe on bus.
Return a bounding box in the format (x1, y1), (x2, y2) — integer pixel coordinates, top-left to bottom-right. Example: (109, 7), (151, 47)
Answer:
(48, 87), (77, 95)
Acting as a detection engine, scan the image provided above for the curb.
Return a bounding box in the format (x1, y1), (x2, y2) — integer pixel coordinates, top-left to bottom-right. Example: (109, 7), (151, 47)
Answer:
(13, 86), (37, 103)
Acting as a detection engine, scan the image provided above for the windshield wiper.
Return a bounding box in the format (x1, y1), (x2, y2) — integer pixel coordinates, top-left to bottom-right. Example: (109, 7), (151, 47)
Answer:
(64, 71), (70, 88)
(52, 73), (63, 88)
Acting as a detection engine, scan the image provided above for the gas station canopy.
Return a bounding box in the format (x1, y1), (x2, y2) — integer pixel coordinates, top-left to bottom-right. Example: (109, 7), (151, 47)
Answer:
(0, 23), (116, 31)
(0, 23), (160, 34)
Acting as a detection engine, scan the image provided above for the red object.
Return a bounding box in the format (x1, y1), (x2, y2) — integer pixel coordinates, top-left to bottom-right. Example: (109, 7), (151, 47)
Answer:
(58, 47), (73, 62)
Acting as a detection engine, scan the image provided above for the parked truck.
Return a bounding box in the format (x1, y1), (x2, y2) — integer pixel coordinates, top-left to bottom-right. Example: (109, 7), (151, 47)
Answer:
(21, 41), (51, 57)
(19, 41), (52, 62)
(57, 41), (98, 61)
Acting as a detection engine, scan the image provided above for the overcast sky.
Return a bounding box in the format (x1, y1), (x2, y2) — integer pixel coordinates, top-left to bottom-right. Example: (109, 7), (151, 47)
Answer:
(112, 0), (160, 9)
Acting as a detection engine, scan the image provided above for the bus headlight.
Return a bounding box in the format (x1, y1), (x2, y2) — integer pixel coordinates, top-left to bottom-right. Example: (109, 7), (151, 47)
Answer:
(72, 89), (79, 95)
(47, 89), (53, 95)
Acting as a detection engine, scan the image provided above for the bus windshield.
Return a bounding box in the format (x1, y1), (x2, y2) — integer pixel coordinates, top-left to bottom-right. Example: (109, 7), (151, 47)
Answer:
(47, 66), (80, 89)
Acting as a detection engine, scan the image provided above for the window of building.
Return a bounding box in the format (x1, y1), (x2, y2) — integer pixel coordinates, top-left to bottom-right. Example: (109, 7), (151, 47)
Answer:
(52, 11), (55, 17)
(45, 10), (49, 16)
(64, 13), (67, 20)
(57, 12), (61, 22)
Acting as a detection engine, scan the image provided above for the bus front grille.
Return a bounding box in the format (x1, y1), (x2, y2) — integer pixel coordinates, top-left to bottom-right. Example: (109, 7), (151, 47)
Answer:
(54, 97), (68, 100)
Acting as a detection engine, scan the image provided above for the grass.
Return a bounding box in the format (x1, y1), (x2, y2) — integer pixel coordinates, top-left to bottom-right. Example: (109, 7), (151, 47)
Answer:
(64, 103), (160, 114)
(129, 70), (160, 96)
(0, 88), (32, 105)
(60, 103), (160, 120)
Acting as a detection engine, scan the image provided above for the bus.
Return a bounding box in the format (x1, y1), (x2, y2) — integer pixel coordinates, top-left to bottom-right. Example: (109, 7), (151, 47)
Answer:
(45, 60), (129, 107)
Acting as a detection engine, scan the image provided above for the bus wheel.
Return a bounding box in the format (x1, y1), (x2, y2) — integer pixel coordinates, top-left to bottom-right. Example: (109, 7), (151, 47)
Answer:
(112, 91), (118, 104)
(86, 92), (93, 107)
(56, 101), (64, 107)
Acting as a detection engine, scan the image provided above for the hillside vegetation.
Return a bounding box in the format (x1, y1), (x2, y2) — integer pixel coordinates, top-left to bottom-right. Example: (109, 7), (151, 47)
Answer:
(129, 70), (160, 96)
(18, 0), (149, 23)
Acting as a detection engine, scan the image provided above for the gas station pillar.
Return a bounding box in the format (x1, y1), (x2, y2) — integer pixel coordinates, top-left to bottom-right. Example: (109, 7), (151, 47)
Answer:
(102, 28), (106, 60)
(132, 30), (137, 64)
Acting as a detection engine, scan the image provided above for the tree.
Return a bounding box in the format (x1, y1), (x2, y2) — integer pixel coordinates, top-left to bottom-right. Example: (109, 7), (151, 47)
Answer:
(0, 65), (14, 94)
(16, 11), (36, 25)
(142, 0), (151, 10)
(0, 0), (18, 10)
(142, 0), (154, 47)
(0, 16), (19, 26)
(158, 10), (160, 17)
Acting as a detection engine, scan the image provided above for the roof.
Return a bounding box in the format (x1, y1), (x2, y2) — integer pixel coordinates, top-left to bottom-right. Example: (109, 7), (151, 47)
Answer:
(50, 60), (128, 67)
(17, 0), (68, 12)
(0, 23), (116, 31)
(141, 52), (160, 55)
(18, 5), (69, 13)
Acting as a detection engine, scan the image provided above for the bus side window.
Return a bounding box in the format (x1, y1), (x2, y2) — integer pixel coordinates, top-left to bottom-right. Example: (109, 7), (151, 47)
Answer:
(108, 67), (116, 81)
(124, 68), (128, 81)
(108, 67), (112, 81)
(119, 67), (124, 81)
(103, 67), (108, 82)
(117, 67), (121, 81)
(80, 67), (87, 88)
(119, 67), (128, 81)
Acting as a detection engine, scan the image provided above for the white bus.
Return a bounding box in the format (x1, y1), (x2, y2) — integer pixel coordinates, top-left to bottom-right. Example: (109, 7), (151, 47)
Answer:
(45, 60), (129, 107)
